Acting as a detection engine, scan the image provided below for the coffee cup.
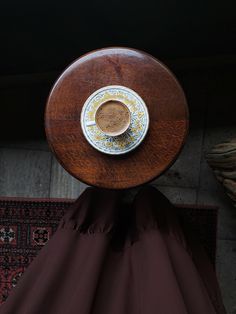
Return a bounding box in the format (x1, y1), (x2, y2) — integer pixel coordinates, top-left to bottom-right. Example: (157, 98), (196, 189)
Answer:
(86, 100), (131, 136)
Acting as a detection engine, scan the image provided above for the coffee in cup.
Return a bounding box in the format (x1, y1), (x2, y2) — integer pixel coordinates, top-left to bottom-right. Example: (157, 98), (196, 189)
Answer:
(95, 100), (131, 136)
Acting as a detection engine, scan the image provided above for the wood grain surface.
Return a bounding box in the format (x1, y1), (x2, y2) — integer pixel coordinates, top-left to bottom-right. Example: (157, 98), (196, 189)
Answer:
(45, 47), (189, 189)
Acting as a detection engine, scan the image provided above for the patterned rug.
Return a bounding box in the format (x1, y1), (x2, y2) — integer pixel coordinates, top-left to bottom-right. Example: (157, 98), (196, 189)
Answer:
(0, 197), (218, 304)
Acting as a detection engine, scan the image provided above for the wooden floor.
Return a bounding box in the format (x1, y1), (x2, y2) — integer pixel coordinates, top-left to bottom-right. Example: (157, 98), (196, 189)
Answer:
(0, 134), (235, 313)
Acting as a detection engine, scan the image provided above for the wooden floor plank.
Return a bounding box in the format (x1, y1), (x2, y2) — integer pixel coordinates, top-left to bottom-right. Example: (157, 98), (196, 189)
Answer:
(216, 239), (236, 314)
(0, 148), (52, 197)
(50, 156), (88, 199)
(152, 184), (197, 204)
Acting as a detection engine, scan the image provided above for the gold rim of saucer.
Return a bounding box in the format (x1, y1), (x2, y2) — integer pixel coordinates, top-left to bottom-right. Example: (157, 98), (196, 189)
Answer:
(95, 99), (131, 137)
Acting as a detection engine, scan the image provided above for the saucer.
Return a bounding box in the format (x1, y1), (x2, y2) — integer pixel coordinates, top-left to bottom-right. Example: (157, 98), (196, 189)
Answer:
(80, 85), (149, 155)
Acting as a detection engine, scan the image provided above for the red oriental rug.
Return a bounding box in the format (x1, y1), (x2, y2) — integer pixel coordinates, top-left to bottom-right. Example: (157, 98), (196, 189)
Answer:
(0, 197), (218, 305)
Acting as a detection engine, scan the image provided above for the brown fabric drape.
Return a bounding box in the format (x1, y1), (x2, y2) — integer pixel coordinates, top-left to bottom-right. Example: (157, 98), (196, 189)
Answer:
(0, 186), (226, 314)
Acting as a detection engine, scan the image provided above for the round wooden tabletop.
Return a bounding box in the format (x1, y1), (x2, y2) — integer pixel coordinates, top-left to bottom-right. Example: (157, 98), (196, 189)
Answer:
(45, 47), (189, 189)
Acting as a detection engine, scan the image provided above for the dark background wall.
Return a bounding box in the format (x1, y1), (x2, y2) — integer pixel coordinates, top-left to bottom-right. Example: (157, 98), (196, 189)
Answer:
(1, 0), (235, 74)
(0, 0), (235, 139)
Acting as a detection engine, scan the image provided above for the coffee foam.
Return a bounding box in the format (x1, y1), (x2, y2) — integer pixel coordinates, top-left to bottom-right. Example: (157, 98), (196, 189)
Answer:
(96, 101), (130, 135)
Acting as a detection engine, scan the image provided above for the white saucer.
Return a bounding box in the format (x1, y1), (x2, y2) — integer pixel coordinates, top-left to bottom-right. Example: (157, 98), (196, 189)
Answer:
(80, 85), (149, 155)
